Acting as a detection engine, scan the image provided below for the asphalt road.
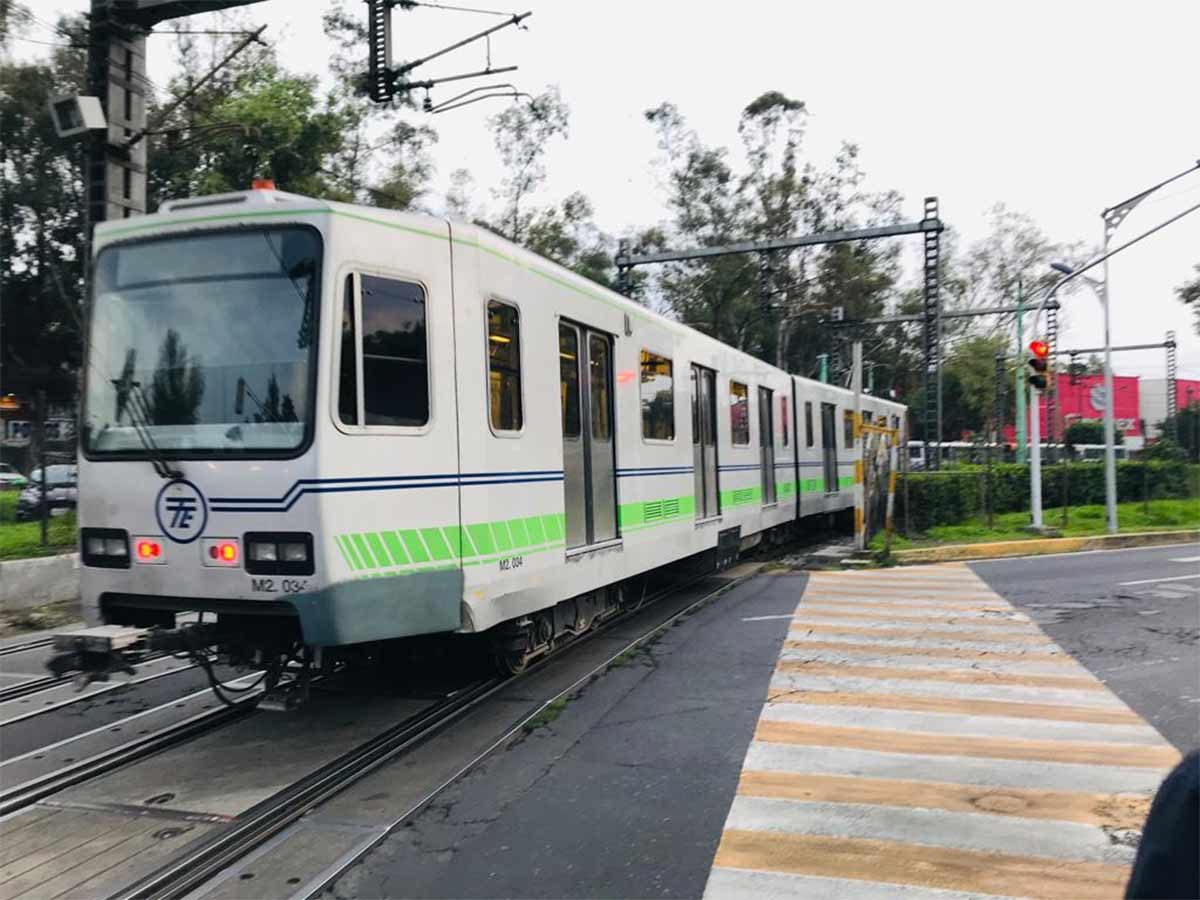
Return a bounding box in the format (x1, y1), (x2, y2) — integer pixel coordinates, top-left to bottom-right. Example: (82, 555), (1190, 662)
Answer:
(327, 573), (803, 900)
(971, 542), (1200, 752)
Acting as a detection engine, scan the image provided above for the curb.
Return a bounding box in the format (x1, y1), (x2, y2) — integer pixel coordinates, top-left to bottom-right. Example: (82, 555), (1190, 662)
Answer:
(892, 529), (1200, 564)
(0, 552), (80, 612)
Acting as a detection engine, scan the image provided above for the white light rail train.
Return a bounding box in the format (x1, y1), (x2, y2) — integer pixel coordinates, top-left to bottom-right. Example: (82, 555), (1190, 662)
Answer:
(51, 189), (905, 706)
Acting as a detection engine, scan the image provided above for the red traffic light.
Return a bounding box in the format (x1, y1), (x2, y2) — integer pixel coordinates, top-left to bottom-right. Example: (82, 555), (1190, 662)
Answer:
(1029, 339), (1050, 359)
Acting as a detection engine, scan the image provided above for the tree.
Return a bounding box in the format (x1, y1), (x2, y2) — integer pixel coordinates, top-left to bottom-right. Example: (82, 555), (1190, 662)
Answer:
(1157, 402), (1200, 463)
(0, 13), (88, 406)
(487, 86), (569, 243)
(1176, 264), (1200, 336)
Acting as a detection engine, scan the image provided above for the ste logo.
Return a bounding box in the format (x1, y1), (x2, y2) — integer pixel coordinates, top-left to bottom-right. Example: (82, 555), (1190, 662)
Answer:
(155, 479), (208, 544)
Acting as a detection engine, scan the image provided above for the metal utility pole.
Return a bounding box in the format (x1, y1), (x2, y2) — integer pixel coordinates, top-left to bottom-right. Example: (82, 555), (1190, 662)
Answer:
(1096, 162), (1200, 533)
(1028, 185), (1200, 531)
(852, 340), (865, 550)
(1029, 379), (1043, 528)
(1015, 279), (1027, 464)
(1165, 330), (1178, 442)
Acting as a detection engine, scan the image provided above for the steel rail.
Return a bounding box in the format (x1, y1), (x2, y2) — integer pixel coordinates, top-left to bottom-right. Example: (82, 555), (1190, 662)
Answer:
(0, 636), (55, 658)
(114, 677), (505, 900)
(0, 656), (201, 727)
(0, 694), (256, 816)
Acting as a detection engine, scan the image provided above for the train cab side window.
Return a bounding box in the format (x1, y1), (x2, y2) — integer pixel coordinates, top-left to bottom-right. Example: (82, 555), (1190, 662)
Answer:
(361, 274), (429, 427)
(843, 410), (854, 449)
(780, 395), (789, 446)
(891, 414), (900, 432)
(487, 300), (523, 431)
(640, 350), (674, 440)
(730, 381), (750, 445)
(338, 275), (358, 425)
(804, 401), (814, 447)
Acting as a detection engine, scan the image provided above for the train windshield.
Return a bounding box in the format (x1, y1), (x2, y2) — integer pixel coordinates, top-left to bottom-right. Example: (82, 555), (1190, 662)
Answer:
(83, 226), (321, 457)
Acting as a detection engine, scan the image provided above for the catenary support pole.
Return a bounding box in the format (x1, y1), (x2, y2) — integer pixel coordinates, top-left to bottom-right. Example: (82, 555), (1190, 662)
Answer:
(1015, 279), (1027, 465)
(852, 341), (865, 550)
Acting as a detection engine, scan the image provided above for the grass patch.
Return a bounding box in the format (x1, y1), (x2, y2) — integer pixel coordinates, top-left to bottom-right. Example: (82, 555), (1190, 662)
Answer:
(523, 696), (570, 733)
(872, 497), (1200, 551)
(0, 511), (77, 561)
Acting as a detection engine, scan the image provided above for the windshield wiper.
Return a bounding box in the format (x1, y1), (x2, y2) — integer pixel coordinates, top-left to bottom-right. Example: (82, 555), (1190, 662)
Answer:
(112, 377), (183, 480)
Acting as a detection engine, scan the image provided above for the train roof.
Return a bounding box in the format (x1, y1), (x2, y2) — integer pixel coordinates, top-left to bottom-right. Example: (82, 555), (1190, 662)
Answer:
(94, 189), (904, 415)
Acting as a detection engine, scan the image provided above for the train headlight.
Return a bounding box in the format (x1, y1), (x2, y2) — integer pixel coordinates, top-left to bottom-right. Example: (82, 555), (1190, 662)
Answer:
(250, 542), (278, 562)
(81, 528), (130, 568)
(282, 542), (307, 562)
(244, 533), (314, 576)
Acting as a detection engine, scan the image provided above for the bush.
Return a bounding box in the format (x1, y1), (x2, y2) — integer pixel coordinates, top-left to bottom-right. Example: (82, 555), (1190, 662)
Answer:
(897, 461), (1199, 532)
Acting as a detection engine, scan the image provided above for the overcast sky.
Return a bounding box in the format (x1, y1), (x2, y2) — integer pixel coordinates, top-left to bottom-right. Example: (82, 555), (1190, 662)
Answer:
(33, 0), (1200, 378)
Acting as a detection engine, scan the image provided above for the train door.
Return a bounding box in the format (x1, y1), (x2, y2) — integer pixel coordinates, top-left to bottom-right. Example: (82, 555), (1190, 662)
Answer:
(691, 364), (719, 519)
(559, 322), (617, 548)
(820, 401), (838, 492)
(758, 386), (776, 504)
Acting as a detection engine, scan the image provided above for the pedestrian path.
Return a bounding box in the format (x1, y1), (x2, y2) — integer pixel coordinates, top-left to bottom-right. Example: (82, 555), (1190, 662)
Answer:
(704, 563), (1180, 900)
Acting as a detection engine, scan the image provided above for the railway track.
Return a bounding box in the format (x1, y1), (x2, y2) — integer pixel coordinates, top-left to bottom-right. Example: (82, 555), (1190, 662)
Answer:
(0, 636), (54, 658)
(2, 547), (799, 900)
(110, 561), (765, 900)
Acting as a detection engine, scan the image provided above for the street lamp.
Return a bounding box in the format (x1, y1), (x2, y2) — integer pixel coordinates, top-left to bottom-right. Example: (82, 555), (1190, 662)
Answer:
(1049, 259), (1118, 532)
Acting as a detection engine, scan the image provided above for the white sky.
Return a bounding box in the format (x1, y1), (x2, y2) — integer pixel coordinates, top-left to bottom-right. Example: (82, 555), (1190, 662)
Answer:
(31, 0), (1200, 378)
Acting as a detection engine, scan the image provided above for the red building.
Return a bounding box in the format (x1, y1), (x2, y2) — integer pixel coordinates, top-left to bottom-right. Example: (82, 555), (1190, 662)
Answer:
(1043, 373), (1142, 438)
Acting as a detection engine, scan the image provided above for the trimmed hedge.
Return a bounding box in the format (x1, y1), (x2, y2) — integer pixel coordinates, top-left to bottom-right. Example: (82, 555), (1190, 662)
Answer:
(897, 462), (1200, 533)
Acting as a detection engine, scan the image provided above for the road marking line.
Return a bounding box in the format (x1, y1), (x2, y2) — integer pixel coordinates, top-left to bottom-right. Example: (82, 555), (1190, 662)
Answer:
(792, 610), (1036, 629)
(1118, 573), (1200, 586)
(763, 688), (1144, 724)
(737, 771), (1151, 829)
(776, 660), (1102, 690)
(782, 639), (1075, 663)
(724, 795), (1134, 864)
(711, 830), (1129, 900)
(789, 622), (1053, 644)
(742, 614), (799, 622)
(800, 601), (1024, 619)
(754, 719), (1179, 768)
(1167, 555), (1200, 563)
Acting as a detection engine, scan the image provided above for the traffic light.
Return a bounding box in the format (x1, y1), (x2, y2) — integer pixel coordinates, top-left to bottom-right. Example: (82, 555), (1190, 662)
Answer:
(1027, 339), (1050, 390)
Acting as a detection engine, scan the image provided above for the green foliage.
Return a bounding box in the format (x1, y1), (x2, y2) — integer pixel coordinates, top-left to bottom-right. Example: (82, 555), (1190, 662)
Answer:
(1176, 263), (1200, 336)
(898, 462), (1199, 532)
(1158, 403), (1200, 462)
(1064, 418), (1123, 448)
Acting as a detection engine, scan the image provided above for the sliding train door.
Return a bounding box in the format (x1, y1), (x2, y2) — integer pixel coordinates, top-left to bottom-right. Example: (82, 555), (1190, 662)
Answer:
(691, 364), (719, 519)
(559, 321), (617, 548)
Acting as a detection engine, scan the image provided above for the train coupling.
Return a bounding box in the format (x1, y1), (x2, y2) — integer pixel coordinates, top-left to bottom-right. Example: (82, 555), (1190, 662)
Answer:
(46, 623), (220, 689)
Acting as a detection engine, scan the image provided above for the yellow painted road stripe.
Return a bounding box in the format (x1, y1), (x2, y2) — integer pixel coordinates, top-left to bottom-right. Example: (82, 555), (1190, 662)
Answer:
(754, 719), (1180, 769)
(781, 639), (1077, 664)
(712, 829), (1129, 900)
(765, 688), (1145, 725)
(789, 623), (1053, 644)
(736, 770), (1152, 830)
(776, 660), (1103, 689)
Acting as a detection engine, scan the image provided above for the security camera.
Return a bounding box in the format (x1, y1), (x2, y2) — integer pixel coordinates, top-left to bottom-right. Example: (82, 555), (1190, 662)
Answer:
(48, 95), (106, 138)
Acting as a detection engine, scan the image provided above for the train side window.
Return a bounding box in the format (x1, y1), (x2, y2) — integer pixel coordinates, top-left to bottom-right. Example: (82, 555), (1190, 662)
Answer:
(891, 414), (900, 431)
(589, 334), (612, 440)
(487, 299), (523, 432)
(730, 381), (749, 445)
(361, 274), (428, 427)
(804, 401), (813, 447)
(843, 410), (854, 449)
(780, 395), (789, 446)
(640, 350), (674, 441)
(560, 328), (580, 437)
(338, 274), (358, 425)
(690, 367), (699, 445)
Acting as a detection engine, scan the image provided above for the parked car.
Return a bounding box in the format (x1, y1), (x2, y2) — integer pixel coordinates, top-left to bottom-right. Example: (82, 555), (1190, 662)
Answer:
(15, 465), (78, 520)
(0, 462), (27, 489)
